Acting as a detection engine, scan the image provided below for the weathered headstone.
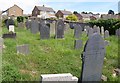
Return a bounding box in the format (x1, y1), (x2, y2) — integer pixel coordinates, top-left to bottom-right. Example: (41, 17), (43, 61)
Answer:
(9, 25), (14, 32)
(97, 26), (100, 34)
(30, 20), (39, 34)
(88, 28), (93, 37)
(55, 19), (65, 38)
(50, 21), (56, 36)
(17, 44), (29, 55)
(104, 30), (109, 38)
(101, 26), (104, 38)
(93, 25), (98, 33)
(74, 40), (82, 49)
(26, 20), (31, 29)
(80, 33), (105, 81)
(18, 22), (24, 28)
(64, 23), (70, 33)
(40, 73), (78, 83)
(40, 21), (50, 39)
(74, 24), (82, 39)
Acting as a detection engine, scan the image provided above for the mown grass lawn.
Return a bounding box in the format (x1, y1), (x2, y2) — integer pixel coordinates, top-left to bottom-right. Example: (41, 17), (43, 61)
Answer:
(2, 26), (119, 81)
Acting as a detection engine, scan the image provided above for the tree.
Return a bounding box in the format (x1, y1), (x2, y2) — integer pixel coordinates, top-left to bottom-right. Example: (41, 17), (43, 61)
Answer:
(73, 11), (78, 14)
(66, 14), (78, 21)
(108, 10), (114, 15)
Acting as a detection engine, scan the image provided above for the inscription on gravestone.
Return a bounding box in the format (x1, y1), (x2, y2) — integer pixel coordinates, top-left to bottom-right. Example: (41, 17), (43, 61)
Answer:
(80, 33), (105, 81)
(55, 19), (65, 38)
(39, 21), (50, 39)
(74, 24), (82, 39)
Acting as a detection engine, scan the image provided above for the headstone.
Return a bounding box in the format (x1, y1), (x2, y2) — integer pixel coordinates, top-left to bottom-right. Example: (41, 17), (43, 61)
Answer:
(104, 40), (109, 46)
(116, 29), (119, 36)
(69, 22), (75, 29)
(30, 20), (39, 34)
(55, 19), (65, 38)
(50, 21), (55, 36)
(26, 20), (31, 29)
(2, 32), (16, 38)
(6, 19), (14, 29)
(88, 28), (93, 37)
(40, 21), (50, 39)
(93, 25), (98, 33)
(104, 30), (109, 38)
(17, 44), (29, 55)
(74, 24), (82, 39)
(80, 33), (105, 81)
(64, 23), (70, 33)
(101, 26), (104, 38)
(97, 26), (100, 35)
(40, 73), (78, 83)
(18, 22), (24, 28)
(74, 40), (82, 49)
(9, 25), (14, 32)
(84, 26), (90, 34)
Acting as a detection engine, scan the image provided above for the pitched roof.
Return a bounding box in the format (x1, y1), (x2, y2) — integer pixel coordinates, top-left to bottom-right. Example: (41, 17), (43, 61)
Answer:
(8, 4), (23, 11)
(36, 6), (55, 12)
(60, 10), (72, 15)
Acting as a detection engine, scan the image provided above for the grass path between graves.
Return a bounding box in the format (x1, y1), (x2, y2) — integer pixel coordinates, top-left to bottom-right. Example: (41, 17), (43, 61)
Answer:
(2, 27), (119, 81)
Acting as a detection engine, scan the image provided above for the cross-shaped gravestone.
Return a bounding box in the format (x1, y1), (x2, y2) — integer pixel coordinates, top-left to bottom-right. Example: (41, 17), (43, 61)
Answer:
(104, 30), (109, 38)
(39, 21), (50, 39)
(55, 19), (65, 38)
(80, 33), (105, 81)
(74, 24), (82, 39)
(30, 20), (39, 34)
(17, 44), (29, 55)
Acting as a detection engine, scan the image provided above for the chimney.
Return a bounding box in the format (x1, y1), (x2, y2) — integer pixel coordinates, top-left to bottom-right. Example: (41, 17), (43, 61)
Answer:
(43, 5), (45, 7)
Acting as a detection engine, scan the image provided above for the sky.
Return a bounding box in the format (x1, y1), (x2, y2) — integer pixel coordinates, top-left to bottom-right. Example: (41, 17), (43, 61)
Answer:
(0, 0), (119, 14)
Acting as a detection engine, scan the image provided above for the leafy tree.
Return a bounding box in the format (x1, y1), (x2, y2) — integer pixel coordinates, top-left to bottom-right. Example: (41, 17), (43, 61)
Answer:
(66, 14), (78, 21)
(17, 16), (24, 23)
(73, 11), (78, 14)
(108, 10), (114, 15)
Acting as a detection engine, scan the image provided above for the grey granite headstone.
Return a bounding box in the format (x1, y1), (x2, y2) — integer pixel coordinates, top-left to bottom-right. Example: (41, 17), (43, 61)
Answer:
(40, 21), (50, 39)
(104, 30), (109, 38)
(30, 20), (39, 34)
(74, 24), (82, 39)
(26, 20), (31, 29)
(74, 40), (82, 49)
(55, 19), (65, 38)
(88, 28), (93, 37)
(80, 33), (105, 81)
(17, 44), (29, 55)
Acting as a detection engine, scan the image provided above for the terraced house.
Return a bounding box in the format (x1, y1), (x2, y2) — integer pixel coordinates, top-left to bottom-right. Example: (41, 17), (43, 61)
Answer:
(32, 5), (56, 19)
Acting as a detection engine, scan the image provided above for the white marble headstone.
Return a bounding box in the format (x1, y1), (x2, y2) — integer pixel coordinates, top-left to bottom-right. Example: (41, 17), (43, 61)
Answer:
(9, 25), (14, 32)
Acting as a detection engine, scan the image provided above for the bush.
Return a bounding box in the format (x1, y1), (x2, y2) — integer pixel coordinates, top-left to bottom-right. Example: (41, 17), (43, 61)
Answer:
(17, 16), (24, 23)
(66, 14), (78, 21)
(89, 19), (120, 35)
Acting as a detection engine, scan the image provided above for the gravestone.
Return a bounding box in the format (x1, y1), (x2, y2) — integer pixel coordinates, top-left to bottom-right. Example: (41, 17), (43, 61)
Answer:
(30, 20), (39, 34)
(101, 26), (104, 38)
(104, 30), (109, 38)
(55, 19), (65, 38)
(88, 28), (93, 37)
(64, 23), (70, 33)
(97, 26), (100, 34)
(74, 40), (82, 49)
(93, 25), (98, 33)
(17, 44), (29, 55)
(50, 21), (55, 36)
(0, 37), (3, 54)
(39, 21), (50, 39)
(40, 73), (78, 83)
(18, 22), (24, 28)
(69, 22), (75, 29)
(84, 26), (90, 34)
(74, 24), (82, 39)
(104, 40), (109, 46)
(80, 33), (105, 81)
(116, 29), (119, 36)
(9, 25), (14, 32)
(6, 19), (14, 30)
(26, 20), (31, 29)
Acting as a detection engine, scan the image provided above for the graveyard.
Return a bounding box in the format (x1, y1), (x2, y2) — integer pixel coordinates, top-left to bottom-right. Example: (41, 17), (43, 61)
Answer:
(1, 19), (119, 81)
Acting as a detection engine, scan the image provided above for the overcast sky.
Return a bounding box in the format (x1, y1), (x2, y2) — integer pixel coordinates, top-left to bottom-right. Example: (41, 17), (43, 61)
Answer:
(0, 0), (119, 14)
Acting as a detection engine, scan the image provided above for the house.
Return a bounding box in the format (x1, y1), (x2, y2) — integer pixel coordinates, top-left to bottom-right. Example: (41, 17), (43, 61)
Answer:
(80, 13), (92, 21)
(101, 14), (118, 19)
(32, 5), (56, 19)
(74, 13), (83, 21)
(55, 10), (72, 19)
(6, 4), (23, 17)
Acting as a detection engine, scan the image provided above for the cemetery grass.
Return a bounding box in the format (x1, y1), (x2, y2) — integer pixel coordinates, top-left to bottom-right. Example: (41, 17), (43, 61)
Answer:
(2, 27), (119, 81)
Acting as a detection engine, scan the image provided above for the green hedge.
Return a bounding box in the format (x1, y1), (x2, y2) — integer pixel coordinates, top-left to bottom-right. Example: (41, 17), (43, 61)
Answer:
(89, 19), (120, 35)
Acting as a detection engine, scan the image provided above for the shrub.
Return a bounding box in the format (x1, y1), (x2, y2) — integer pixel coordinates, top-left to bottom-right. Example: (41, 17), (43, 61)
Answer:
(89, 19), (120, 35)
(66, 14), (78, 21)
(17, 16), (24, 23)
